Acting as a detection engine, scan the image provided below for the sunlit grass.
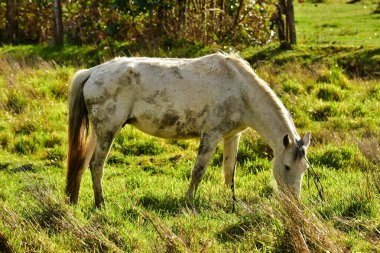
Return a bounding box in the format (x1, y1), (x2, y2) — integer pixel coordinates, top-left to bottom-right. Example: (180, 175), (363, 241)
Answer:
(0, 42), (379, 251)
(296, 0), (380, 47)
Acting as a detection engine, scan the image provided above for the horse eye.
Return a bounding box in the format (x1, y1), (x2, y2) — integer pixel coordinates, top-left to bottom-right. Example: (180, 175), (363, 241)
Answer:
(284, 165), (290, 171)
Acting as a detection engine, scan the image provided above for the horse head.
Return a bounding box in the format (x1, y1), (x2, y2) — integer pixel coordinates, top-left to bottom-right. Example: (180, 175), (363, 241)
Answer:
(273, 132), (311, 198)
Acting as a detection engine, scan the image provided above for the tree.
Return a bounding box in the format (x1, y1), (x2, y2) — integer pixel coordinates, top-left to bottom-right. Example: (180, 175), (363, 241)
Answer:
(274, 0), (297, 45)
(374, 1), (380, 14)
(5, 0), (18, 44)
(285, 0), (296, 44)
(53, 0), (64, 46)
(178, 0), (187, 27)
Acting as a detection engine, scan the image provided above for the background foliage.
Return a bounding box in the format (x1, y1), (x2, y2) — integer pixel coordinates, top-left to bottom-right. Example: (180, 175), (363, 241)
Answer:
(0, 0), (274, 47)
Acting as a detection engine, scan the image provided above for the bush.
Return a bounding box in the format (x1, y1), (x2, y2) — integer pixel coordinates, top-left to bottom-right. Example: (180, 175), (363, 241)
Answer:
(341, 196), (378, 218)
(316, 84), (344, 101)
(311, 102), (339, 121)
(120, 139), (164, 156)
(13, 135), (37, 155)
(6, 89), (27, 114)
(310, 146), (359, 170)
(283, 80), (304, 95)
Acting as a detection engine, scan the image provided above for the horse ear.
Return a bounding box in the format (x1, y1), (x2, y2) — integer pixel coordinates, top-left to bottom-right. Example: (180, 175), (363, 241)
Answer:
(303, 132), (311, 147)
(283, 133), (290, 148)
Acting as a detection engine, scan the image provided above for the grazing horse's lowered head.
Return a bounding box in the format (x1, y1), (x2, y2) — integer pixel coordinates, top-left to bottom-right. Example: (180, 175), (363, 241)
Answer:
(273, 132), (311, 198)
(65, 52), (311, 208)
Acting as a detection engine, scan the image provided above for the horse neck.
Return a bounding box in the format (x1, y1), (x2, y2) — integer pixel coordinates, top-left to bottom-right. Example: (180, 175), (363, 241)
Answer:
(242, 72), (300, 154)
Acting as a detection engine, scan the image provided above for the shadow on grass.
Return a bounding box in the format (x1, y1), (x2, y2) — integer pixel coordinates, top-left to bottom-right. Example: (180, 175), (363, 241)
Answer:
(217, 219), (254, 243)
(139, 194), (209, 215)
(216, 215), (294, 252)
(139, 194), (186, 214)
(0, 231), (13, 253)
(337, 47), (380, 78)
(245, 44), (380, 78)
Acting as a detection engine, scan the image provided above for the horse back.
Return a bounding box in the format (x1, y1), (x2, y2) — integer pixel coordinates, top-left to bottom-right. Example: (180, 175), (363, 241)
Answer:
(83, 53), (250, 139)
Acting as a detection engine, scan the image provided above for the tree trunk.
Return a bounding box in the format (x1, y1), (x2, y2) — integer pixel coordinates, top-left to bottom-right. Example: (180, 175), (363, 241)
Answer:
(285, 0), (296, 44)
(219, 0), (225, 23)
(5, 0), (18, 44)
(232, 0), (244, 30)
(373, 1), (380, 14)
(157, 0), (165, 36)
(178, 0), (187, 27)
(276, 0), (286, 42)
(53, 0), (64, 46)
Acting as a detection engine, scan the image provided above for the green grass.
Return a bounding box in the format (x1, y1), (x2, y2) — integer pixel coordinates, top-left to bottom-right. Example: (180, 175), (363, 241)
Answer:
(296, 0), (380, 47)
(0, 49), (379, 251)
(1, 1), (380, 250)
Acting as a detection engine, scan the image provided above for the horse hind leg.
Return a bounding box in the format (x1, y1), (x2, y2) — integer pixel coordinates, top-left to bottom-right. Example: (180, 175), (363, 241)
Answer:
(89, 127), (118, 208)
(187, 131), (222, 199)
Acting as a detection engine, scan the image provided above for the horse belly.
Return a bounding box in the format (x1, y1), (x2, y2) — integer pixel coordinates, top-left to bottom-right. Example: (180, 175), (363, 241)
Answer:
(127, 102), (208, 139)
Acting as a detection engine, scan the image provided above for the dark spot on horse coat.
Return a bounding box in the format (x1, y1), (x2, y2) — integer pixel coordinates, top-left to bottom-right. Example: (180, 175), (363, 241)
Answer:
(128, 68), (141, 85)
(94, 77), (104, 87)
(161, 110), (179, 128)
(118, 72), (131, 86)
(145, 90), (160, 104)
(169, 66), (183, 79)
(117, 66), (140, 87)
(175, 107), (208, 136)
(104, 131), (115, 147)
(106, 104), (116, 114)
(112, 85), (124, 101)
(241, 92), (250, 106)
(145, 89), (169, 104)
(193, 164), (206, 180)
(198, 135), (211, 155)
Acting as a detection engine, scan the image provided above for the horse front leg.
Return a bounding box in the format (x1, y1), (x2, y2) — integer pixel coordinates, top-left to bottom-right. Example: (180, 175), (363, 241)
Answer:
(187, 131), (221, 199)
(223, 133), (241, 212)
(223, 133), (241, 185)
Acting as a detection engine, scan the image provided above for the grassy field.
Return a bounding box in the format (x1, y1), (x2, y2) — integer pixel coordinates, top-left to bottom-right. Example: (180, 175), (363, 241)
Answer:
(295, 0), (380, 47)
(1, 1), (380, 252)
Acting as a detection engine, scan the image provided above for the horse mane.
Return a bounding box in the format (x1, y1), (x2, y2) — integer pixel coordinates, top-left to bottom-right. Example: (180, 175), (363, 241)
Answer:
(220, 52), (297, 138)
(295, 139), (306, 160)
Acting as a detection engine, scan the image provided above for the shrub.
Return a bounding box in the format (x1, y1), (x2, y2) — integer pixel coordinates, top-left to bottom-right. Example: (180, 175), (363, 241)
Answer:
(51, 82), (68, 99)
(45, 146), (66, 163)
(13, 120), (37, 135)
(316, 65), (350, 89)
(368, 85), (380, 100)
(107, 152), (129, 165)
(0, 131), (12, 149)
(316, 84), (344, 101)
(311, 102), (338, 121)
(120, 139), (164, 156)
(310, 146), (359, 170)
(6, 89), (27, 114)
(283, 80), (304, 95)
(242, 157), (271, 175)
(341, 196), (378, 218)
(13, 136), (37, 155)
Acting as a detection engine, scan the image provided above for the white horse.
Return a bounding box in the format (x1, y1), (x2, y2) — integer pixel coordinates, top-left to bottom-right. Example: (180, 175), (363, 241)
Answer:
(66, 52), (311, 208)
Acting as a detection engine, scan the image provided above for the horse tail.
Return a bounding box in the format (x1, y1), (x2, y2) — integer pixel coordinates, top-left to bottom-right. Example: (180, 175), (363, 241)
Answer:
(66, 69), (94, 204)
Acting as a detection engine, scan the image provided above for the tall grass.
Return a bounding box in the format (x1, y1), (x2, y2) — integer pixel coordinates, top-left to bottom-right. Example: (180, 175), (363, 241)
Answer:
(0, 44), (379, 251)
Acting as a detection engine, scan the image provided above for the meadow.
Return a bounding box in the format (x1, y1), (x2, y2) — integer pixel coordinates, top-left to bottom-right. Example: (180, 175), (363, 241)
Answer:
(0, 0), (380, 252)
